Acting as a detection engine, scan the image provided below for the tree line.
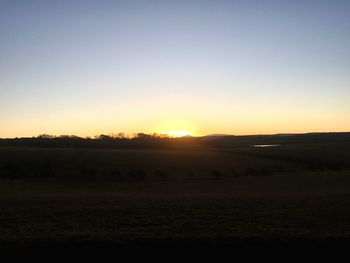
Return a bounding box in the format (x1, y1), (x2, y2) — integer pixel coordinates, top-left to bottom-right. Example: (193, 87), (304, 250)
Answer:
(0, 133), (203, 149)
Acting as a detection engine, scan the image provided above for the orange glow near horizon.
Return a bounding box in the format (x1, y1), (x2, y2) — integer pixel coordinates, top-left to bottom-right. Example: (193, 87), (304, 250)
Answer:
(160, 129), (193, 137)
(1, 1), (350, 139)
(151, 119), (200, 137)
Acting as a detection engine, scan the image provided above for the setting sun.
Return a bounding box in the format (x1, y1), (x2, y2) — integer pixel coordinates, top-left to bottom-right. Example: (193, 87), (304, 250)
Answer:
(161, 129), (193, 137)
(152, 120), (199, 137)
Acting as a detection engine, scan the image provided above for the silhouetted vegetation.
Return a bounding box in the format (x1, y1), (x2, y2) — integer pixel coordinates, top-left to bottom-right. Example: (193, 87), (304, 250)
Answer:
(210, 170), (223, 180)
(128, 169), (147, 181)
(245, 168), (256, 175)
(258, 166), (283, 175)
(0, 161), (55, 179)
(230, 169), (239, 177)
(154, 169), (168, 181)
(111, 169), (124, 181)
(186, 172), (195, 180)
(0, 133), (202, 149)
(275, 166), (284, 172)
(1, 132), (350, 150)
(326, 164), (342, 171)
(1, 162), (21, 179)
(80, 167), (97, 179)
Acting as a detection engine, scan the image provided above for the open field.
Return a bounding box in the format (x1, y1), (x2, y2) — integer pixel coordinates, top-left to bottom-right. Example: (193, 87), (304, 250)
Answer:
(1, 143), (346, 180)
(0, 142), (350, 258)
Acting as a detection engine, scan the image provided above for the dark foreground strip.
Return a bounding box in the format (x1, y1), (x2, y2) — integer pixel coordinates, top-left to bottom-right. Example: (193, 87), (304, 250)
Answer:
(1, 238), (350, 261)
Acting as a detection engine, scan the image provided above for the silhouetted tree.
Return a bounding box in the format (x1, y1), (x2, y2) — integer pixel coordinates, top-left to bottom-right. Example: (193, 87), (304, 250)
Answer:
(111, 169), (124, 181)
(37, 134), (55, 139)
(259, 166), (269, 174)
(154, 169), (168, 181)
(128, 169), (147, 181)
(1, 162), (21, 179)
(117, 133), (126, 138)
(96, 134), (112, 140)
(245, 167), (256, 175)
(230, 169), (239, 177)
(136, 133), (152, 139)
(186, 171), (195, 180)
(307, 165), (319, 171)
(327, 164), (342, 171)
(274, 166), (284, 173)
(210, 170), (223, 180)
(80, 167), (97, 179)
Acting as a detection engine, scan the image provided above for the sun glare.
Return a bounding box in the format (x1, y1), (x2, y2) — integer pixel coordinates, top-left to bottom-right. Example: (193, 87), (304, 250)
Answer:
(161, 129), (193, 137)
(152, 120), (198, 137)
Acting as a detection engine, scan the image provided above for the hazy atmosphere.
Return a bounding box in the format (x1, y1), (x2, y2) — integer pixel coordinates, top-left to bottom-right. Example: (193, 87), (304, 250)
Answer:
(1, 0), (349, 137)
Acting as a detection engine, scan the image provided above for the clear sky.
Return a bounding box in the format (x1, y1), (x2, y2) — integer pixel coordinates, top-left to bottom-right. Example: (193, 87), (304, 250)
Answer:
(1, 0), (349, 137)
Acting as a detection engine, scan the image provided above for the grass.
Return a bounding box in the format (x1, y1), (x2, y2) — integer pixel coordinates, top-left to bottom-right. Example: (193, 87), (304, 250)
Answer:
(0, 144), (350, 253)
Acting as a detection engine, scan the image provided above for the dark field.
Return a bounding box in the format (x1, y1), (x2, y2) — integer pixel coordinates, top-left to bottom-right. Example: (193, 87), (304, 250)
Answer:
(1, 142), (350, 258)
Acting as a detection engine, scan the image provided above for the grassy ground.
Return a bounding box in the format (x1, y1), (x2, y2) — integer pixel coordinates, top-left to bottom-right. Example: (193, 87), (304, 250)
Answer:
(0, 147), (307, 180)
(0, 145), (350, 257)
(1, 172), (350, 245)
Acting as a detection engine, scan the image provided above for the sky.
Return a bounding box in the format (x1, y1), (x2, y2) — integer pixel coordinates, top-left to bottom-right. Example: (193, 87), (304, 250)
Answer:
(1, 0), (349, 137)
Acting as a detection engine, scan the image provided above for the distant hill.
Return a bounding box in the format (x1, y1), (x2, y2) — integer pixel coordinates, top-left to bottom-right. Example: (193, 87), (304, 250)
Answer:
(200, 132), (350, 147)
(201, 134), (234, 140)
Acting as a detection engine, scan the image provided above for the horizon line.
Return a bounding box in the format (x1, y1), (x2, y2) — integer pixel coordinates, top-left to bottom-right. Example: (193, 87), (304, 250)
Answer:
(1, 131), (350, 140)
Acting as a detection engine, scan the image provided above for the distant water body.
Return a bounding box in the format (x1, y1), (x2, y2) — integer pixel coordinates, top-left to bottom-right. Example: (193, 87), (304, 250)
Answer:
(252, 144), (280, 148)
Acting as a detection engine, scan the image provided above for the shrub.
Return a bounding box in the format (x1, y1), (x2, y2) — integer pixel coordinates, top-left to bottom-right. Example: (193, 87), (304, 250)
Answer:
(275, 166), (284, 173)
(128, 169), (147, 181)
(210, 170), (223, 180)
(80, 167), (97, 178)
(245, 167), (256, 175)
(154, 169), (168, 181)
(307, 164), (322, 171)
(111, 169), (124, 180)
(230, 169), (239, 177)
(327, 164), (341, 171)
(259, 166), (269, 174)
(1, 162), (21, 179)
(186, 172), (195, 180)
